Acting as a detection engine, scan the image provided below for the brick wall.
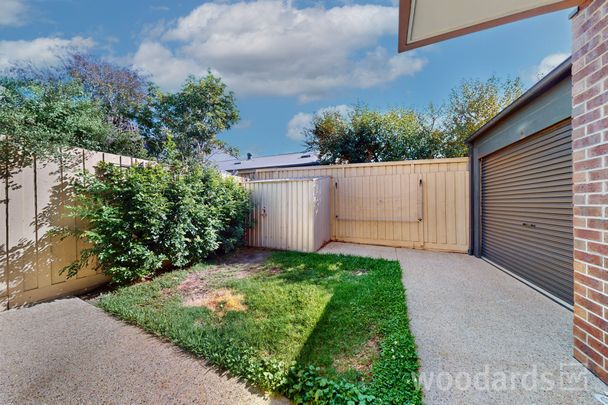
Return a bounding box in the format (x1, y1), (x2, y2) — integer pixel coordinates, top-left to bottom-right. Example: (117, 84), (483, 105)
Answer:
(571, 0), (608, 384)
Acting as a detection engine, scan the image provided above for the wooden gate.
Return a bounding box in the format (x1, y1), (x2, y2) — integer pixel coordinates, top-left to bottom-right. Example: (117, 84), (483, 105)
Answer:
(334, 174), (423, 247)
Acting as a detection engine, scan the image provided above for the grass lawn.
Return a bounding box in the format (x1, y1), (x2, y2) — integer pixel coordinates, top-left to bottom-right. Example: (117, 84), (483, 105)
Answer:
(98, 250), (421, 404)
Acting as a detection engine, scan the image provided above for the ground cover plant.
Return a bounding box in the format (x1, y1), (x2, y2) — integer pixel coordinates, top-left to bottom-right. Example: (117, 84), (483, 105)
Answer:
(98, 250), (421, 404)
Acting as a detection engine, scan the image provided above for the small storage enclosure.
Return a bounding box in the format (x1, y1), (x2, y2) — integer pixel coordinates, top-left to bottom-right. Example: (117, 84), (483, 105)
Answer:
(244, 177), (331, 252)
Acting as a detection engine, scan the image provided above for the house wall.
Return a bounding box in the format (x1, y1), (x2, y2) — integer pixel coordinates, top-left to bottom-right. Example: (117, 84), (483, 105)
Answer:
(571, 0), (608, 384)
(469, 73), (573, 256)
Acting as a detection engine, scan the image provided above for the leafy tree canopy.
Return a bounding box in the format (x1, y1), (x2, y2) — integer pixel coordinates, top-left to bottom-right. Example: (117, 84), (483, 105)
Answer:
(304, 105), (442, 164)
(0, 76), (127, 169)
(304, 76), (523, 164)
(67, 54), (149, 135)
(441, 76), (523, 157)
(139, 73), (240, 163)
(1, 55), (240, 166)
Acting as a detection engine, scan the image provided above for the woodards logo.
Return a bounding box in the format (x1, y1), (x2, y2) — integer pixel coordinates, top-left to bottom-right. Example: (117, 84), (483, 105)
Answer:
(412, 363), (590, 392)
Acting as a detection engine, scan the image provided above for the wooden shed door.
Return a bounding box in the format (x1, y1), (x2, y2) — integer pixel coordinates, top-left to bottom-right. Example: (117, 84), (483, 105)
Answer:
(481, 123), (573, 305)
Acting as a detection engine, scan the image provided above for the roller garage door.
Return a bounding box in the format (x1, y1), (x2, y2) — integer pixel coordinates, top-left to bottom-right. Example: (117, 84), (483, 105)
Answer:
(481, 123), (573, 305)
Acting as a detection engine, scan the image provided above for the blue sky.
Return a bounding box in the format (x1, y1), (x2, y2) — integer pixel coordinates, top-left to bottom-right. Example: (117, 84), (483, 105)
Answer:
(0, 0), (572, 157)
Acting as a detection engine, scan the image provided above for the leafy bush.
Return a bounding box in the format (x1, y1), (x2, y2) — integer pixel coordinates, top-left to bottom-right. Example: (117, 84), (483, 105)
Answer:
(63, 161), (250, 284)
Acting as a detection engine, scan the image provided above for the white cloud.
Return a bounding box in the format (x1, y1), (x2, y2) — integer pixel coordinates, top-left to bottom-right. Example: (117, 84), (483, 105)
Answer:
(133, 1), (426, 101)
(0, 36), (95, 71)
(534, 53), (569, 81)
(287, 112), (313, 141)
(287, 104), (350, 141)
(0, 0), (27, 26)
(132, 42), (201, 89)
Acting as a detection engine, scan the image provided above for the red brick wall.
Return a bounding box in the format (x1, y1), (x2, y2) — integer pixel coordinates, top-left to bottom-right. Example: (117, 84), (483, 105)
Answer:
(571, 0), (608, 384)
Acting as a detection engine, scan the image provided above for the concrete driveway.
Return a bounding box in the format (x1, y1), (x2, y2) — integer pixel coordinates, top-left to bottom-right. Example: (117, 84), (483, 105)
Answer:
(320, 242), (608, 404)
(0, 298), (286, 405)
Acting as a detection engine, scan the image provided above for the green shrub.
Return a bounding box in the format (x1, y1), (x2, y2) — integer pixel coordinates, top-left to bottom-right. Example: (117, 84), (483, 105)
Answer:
(62, 161), (250, 284)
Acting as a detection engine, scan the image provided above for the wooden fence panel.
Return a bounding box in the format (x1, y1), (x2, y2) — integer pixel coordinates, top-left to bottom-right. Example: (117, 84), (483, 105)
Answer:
(333, 173), (423, 248)
(238, 158), (470, 253)
(1, 149), (150, 310)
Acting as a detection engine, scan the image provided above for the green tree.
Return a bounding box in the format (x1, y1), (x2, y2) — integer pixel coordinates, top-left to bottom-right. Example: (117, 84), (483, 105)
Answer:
(61, 142), (251, 284)
(304, 105), (442, 164)
(303, 76), (523, 164)
(441, 75), (523, 157)
(66, 54), (150, 157)
(139, 73), (240, 162)
(0, 77), (118, 169)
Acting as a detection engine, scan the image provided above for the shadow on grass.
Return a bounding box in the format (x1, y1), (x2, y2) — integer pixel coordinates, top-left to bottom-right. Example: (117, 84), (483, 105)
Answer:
(264, 251), (421, 402)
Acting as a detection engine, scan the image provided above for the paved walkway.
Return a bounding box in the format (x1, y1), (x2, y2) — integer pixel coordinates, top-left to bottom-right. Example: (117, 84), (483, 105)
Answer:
(0, 298), (287, 404)
(320, 242), (608, 404)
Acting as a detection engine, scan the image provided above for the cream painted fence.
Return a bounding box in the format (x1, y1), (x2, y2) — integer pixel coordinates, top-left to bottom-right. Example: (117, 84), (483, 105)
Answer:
(1, 149), (149, 310)
(239, 158), (470, 253)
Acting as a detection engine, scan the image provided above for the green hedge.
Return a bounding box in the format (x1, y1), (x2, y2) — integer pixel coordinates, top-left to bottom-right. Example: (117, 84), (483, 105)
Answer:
(63, 161), (250, 284)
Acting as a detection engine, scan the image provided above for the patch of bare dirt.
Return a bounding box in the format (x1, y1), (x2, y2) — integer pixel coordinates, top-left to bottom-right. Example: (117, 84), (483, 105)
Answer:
(333, 336), (380, 378)
(172, 248), (272, 314)
(216, 248), (271, 266)
(183, 288), (248, 316)
(266, 267), (283, 275)
(209, 248), (272, 279)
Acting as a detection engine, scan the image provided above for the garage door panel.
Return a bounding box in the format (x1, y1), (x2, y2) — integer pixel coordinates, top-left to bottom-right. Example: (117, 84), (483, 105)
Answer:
(483, 123), (570, 158)
(482, 127), (571, 168)
(482, 140), (571, 171)
(482, 141), (571, 175)
(487, 184), (572, 201)
(481, 211), (572, 229)
(482, 248), (573, 293)
(482, 227), (573, 262)
(483, 245), (572, 285)
(484, 167), (572, 186)
(484, 167), (572, 190)
(483, 158), (572, 181)
(482, 245), (573, 288)
(483, 218), (572, 242)
(482, 155), (572, 179)
(482, 231), (573, 277)
(482, 123), (573, 304)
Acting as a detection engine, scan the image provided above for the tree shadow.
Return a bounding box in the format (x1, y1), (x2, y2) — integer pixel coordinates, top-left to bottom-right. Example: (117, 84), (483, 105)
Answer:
(2, 149), (84, 307)
(267, 257), (380, 378)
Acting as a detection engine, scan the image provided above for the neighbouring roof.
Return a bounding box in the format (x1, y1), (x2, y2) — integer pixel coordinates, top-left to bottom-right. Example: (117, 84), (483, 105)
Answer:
(212, 151), (319, 172)
(466, 56), (572, 144)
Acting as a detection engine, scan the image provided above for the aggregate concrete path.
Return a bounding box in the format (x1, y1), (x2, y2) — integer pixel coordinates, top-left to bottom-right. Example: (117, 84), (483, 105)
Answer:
(0, 298), (287, 405)
(320, 242), (608, 404)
